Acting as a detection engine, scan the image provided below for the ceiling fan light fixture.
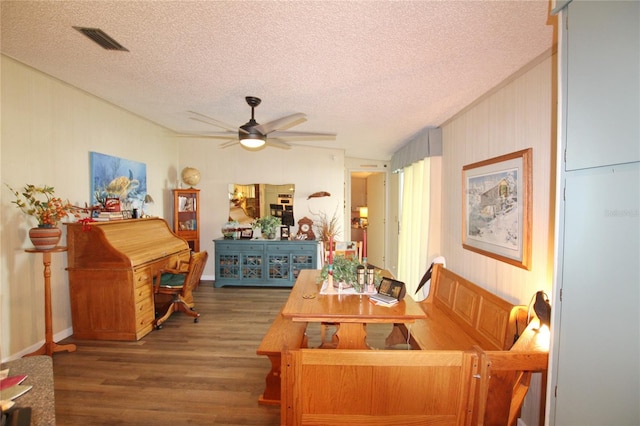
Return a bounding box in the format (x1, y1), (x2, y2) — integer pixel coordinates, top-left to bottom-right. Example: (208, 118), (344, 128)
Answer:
(240, 134), (266, 148)
(239, 117), (266, 148)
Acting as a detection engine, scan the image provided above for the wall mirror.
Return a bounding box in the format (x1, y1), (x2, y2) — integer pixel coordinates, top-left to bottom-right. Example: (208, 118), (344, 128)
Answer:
(229, 183), (295, 226)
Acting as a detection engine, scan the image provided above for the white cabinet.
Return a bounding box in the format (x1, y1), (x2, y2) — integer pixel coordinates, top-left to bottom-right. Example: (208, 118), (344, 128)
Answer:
(551, 1), (640, 424)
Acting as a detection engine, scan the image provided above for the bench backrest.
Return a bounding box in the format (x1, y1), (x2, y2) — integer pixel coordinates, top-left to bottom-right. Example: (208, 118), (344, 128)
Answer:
(281, 348), (476, 426)
(282, 338), (549, 425)
(426, 264), (521, 350)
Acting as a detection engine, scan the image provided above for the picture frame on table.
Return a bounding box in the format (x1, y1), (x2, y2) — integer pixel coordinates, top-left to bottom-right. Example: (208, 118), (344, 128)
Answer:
(280, 225), (290, 240)
(462, 148), (532, 270)
(240, 228), (253, 239)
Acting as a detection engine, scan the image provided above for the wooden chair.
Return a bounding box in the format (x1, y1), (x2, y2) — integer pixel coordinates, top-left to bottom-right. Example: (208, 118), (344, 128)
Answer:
(153, 251), (208, 328)
(322, 240), (362, 265)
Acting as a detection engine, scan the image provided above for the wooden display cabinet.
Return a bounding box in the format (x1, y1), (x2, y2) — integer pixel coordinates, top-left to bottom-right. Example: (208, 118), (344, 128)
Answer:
(213, 239), (318, 288)
(173, 189), (200, 251)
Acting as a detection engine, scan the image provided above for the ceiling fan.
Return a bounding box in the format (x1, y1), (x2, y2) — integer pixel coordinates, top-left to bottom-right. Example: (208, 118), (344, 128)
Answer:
(186, 96), (336, 150)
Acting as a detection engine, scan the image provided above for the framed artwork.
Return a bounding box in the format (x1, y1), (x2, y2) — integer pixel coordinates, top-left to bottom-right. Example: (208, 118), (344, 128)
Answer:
(240, 228), (254, 239)
(462, 148), (532, 270)
(280, 225), (290, 240)
(90, 152), (147, 212)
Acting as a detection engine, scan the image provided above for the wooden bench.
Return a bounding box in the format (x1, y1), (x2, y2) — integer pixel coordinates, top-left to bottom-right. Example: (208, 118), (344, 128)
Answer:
(256, 310), (308, 405)
(281, 321), (549, 425)
(279, 264), (549, 425)
(282, 348), (477, 425)
(386, 263), (527, 351)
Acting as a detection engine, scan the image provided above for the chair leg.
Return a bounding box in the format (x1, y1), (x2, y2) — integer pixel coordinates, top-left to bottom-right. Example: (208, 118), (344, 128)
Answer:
(155, 302), (176, 329)
(174, 296), (200, 322)
(155, 296), (200, 328)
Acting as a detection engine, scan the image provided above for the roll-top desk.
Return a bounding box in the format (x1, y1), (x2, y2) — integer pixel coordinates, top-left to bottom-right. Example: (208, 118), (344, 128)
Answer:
(66, 218), (190, 340)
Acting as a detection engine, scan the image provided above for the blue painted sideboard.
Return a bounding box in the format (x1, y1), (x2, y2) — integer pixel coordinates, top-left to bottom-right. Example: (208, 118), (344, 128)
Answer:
(213, 239), (319, 287)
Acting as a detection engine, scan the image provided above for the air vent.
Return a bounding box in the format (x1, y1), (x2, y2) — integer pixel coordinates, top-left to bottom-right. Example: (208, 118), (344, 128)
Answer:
(73, 26), (129, 51)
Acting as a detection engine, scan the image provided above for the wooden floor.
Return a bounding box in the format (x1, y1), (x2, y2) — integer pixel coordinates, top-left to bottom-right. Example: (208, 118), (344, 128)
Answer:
(52, 281), (396, 425)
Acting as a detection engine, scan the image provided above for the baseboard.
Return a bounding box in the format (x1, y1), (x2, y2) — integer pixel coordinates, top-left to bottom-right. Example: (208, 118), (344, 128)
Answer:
(2, 327), (74, 362)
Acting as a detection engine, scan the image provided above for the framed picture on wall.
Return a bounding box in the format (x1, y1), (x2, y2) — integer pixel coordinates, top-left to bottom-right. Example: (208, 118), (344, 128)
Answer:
(462, 148), (532, 270)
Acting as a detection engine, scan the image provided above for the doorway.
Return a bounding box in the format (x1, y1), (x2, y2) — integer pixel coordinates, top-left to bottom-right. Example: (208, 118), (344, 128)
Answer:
(348, 171), (386, 268)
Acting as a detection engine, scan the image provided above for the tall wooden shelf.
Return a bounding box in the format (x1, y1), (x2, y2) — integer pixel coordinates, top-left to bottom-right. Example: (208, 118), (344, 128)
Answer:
(173, 188), (200, 251)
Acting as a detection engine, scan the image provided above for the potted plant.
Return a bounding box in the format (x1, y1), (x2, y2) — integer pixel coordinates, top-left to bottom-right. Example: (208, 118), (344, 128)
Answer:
(252, 215), (282, 239)
(6, 183), (80, 249)
(320, 255), (359, 290)
(319, 255), (384, 292)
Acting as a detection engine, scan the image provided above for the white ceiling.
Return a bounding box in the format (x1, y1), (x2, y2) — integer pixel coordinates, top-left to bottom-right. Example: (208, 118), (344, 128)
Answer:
(1, 1), (555, 160)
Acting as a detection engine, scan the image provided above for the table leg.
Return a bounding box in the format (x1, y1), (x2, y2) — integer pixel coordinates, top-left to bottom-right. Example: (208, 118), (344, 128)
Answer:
(334, 323), (369, 349)
(24, 251), (76, 357)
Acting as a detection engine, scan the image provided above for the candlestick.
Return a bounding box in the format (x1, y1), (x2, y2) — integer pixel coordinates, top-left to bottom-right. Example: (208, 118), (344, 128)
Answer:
(326, 266), (335, 293)
(362, 230), (367, 259)
(328, 236), (333, 264)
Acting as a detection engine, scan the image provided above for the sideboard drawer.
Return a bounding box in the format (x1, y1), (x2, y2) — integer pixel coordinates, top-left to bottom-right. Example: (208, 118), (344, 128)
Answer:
(267, 243), (315, 253)
(216, 242), (263, 252)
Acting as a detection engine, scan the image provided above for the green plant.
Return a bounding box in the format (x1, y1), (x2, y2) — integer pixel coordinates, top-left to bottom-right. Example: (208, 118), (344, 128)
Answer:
(319, 255), (360, 290)
(319, 256), (385, 292)
(6, 183), (80, 227)
(252, 215), (282, 236)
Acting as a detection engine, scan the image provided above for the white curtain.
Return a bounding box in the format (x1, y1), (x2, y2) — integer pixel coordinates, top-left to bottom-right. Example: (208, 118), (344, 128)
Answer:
(397, 159), (431, 300)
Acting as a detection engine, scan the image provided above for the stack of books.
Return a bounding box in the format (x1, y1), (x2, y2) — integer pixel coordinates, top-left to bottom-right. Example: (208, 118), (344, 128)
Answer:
(0, 369), (32, 405)
(369, 293), (399, 306)
(95, 211), (125, 221)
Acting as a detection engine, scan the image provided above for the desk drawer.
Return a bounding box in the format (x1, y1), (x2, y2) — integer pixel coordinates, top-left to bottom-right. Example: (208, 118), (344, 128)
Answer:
(134, 267), (153, 289)
(135, 297), (154, 328)
(134, 282), (152, 303)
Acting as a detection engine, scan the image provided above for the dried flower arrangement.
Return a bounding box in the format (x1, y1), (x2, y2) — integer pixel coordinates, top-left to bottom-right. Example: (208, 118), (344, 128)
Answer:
(311, 206), (341, 242)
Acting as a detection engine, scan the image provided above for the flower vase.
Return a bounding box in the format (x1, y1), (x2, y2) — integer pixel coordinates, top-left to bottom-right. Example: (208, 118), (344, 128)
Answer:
(29, 226), (62, 250)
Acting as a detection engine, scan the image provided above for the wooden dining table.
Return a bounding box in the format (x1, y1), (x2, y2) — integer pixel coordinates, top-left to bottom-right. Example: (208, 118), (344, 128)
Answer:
(280, 269), (427, 349)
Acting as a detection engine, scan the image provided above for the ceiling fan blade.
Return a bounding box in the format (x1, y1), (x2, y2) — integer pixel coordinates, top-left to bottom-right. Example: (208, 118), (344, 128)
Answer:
(254, 113), (307, 134)
(266, 138), (292, 150)
(219, 140), (239, 149)
(188, 111), (238, 132)
(176, 131), (238, 140)
(269, 131), (337, 141)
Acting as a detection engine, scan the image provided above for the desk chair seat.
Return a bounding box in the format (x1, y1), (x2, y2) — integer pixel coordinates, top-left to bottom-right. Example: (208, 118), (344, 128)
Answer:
(154, 251), (208, 329)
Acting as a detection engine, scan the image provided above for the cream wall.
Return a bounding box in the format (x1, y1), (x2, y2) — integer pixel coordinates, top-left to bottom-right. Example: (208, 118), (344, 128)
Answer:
(440, 51), (556, 425)
(441, 52), (555, 302)
(1, 56), (179, 358)
(176, 139), (346, 279)
(0, 55), (347, 359)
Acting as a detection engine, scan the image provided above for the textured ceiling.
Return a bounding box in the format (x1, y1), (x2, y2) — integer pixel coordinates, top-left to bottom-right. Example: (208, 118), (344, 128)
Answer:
(1, 1), (556, 160)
